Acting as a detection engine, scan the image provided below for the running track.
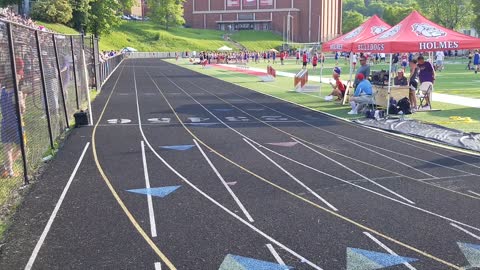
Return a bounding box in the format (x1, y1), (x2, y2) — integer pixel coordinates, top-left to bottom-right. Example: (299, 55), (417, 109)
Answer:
(1, 58), (480, 270)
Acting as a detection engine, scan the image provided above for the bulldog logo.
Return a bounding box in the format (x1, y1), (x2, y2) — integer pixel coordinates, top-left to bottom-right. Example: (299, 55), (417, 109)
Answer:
(376, 25), (401, 40)
(343, 26), (364, 41)
(371, 26), (389, 35)
(412, 23), (447, 38)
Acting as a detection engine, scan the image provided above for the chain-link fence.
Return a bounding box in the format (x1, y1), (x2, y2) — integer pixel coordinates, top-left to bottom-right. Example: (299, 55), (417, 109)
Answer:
(0, 19), (124, 185)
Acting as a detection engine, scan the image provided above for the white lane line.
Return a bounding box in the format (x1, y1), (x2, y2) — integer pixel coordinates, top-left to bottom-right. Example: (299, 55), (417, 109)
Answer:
(141, 141), (158, 237)
(25, 143), (91, 270)
(138, 69), (324, 270)
(266, 243), (287, 266)
(468, 190), (480, 198)
(351, 139), (477, 177)
(292, 138), (416, 205)
(337, 136), (436, 179)
(363, 232), (417, 270)
(243, 138), (338, 212)
(386, 136), (480, 169)
(154, 66), (480, 234)
(450, 223), (480, 240)
(419, 174), (473, 181)
(202, 77), (479, 177)
(154, 262), (162, 270)
(250, 138), (480, 233)
(193, 139), (255, 222)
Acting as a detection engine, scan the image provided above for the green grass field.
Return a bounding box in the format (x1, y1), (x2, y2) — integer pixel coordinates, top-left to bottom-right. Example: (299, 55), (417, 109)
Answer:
(37, 21), (80, 35)
(235, 57), (480, 99)
(168, 58), (480, 133)
(230, 30), (283, 51)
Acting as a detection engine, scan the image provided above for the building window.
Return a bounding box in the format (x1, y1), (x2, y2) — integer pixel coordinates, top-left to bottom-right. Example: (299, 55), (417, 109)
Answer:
(239, 13), (254, 20)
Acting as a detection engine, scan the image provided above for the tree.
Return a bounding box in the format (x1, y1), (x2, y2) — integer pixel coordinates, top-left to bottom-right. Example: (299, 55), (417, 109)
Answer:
(364, 2), (387, 17)
(383, 5), (416, 25)
(70, 0), (91, 33)
(473, 0), (480, 34)
(342, 11), (365, 34)
(87, 0), (121, 37)
(418, 0), (473, 30)
(148, 0), (185, 30)
(31, 0), (73, 24)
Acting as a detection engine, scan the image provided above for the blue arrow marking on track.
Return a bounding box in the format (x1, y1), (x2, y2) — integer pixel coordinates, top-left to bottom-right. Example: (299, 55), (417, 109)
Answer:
(160, 145), (195, 151)
(219, 254), (292, 270)
(127, 186), (181, 198)
(458, 242), (480, 267)
(347, 248), (417, 270)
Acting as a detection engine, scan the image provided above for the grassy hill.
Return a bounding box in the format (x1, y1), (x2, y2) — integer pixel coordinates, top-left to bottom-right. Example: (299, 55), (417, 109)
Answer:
(36, 21), (284, 52)
(230, 30), (283, 51)
(37, 21), (80, 34)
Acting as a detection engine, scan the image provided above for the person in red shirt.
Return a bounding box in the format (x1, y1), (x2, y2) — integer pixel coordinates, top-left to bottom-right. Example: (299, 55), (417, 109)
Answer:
(280, 51), (285, 65)
(325, 67), (346, 101)
(302, 52), (308, 69)
(312, 54), (318, 71)
(296, 51), (300, 64)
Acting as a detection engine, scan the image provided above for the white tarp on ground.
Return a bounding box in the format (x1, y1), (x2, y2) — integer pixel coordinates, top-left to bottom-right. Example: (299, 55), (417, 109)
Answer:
(355, 118), (480, 152)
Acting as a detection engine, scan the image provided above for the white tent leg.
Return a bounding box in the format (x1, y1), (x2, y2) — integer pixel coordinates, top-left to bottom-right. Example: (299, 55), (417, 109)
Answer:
(386, 53), (393, 116)
(319, 61), (324, 96)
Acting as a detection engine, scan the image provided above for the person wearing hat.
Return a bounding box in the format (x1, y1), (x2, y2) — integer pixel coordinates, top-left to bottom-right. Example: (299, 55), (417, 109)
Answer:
(348, 73), (373, 115)
(325, 67), (346, 101)
(393, 70), (408, 86)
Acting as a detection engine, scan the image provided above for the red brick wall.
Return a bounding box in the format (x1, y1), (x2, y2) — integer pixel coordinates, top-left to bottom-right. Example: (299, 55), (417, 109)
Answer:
(183, 0), (342, 43)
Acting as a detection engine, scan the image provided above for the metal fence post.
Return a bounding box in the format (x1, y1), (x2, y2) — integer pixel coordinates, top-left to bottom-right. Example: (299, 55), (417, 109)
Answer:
(52, 35), (70, 128)
(93, 38), (101, 91)
(70, 36), (80, 110)
(35, 31), (54, 150)
(6, 23), (29, 184)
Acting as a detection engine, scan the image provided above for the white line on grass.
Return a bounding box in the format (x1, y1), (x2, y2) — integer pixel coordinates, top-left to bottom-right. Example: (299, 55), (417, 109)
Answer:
(25, 143), (90, 270)
(363, 232), (417, 270)
(243, 138), (338, 212)
(141, 140), (157, 237)
(266, 243), (287, 266)
(450, 223), (480, 240)
(193, 139), (255, 222)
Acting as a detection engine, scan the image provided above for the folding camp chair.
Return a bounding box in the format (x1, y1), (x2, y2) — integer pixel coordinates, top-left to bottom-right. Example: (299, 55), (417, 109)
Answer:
(416, 82), (433, 109)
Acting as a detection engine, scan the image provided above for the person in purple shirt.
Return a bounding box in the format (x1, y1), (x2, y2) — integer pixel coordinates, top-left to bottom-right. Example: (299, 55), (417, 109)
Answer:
(417, 55), (435, 107)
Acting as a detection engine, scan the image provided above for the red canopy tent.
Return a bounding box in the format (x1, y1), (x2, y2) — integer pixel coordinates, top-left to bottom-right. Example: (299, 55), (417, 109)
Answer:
(322, 15), (391, 52)
(355, 11), (480, 53)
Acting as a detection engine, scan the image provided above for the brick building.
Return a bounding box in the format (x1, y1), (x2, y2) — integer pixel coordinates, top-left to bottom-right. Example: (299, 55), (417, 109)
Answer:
(183, 0), (343, 43)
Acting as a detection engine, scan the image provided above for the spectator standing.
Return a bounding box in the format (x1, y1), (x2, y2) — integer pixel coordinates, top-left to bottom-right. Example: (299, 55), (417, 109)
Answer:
(296, 50), (300, 64)
(409, 59), (419, 109)
(417, 55), (435, 108)
(302, 52), (307, 69)
(353, 56), (370, 88)
(352, 53), (357, 70)
(435, 51), (445, 71)
(1, 73), (26, 178)
(474, 50), (480, 74)
(280, 51), (285, 65)
(312, 54), (318, 71)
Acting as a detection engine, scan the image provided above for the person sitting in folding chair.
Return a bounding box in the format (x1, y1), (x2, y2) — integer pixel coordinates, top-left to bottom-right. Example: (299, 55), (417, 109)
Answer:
(348, 73), (373, 115)
(417, 55), (435, 109)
